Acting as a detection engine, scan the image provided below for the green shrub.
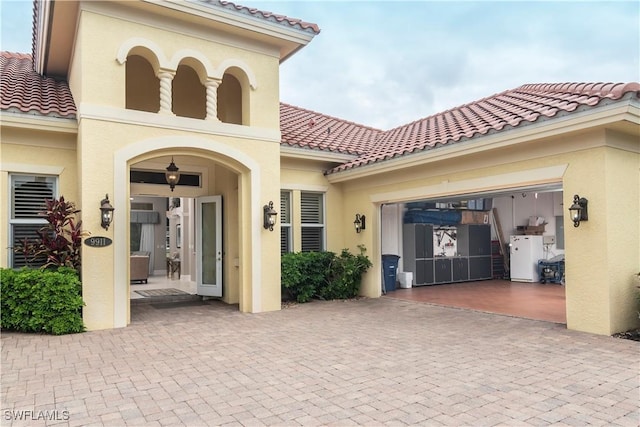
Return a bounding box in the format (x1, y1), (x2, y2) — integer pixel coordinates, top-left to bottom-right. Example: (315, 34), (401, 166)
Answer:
(1, 267), (85, 335)
(281, 251), (334, 302)
(281, 246), (372, 303)
(319, 246), (373, 300)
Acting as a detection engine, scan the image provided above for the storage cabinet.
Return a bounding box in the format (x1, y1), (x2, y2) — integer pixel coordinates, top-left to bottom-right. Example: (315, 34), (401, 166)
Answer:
(434, 258), (452, 283)
(403, 224), (434, 286)
(469, 256), (492, 280)
(416, 259), (434, 285)
(403, 223), (492, 286)
(452, 257), (469, 281)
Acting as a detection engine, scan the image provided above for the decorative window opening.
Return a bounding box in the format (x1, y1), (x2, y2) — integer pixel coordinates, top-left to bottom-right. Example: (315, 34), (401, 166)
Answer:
(172, 64), (206, 119)
(125, 55), (160, 113)
(217, 73), (243, 125)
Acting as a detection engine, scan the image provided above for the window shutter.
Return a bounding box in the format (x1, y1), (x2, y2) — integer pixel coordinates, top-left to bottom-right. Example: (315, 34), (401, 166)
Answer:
(11, 177), (54, 219)
(11, 224), (47, 268)
(300, 193), (323, 224)
(301, 228), (323, 252)
(280, 228), (291, 254)
(280, 191), (290, 224)
(280, 191), (292, 254)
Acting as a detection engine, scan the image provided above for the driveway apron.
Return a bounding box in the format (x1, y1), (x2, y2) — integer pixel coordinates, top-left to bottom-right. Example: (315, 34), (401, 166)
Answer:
(2, 298), (638, 426)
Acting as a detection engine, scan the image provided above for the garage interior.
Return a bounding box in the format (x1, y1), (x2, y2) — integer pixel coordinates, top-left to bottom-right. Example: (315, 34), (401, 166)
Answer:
(381, 185), (566, 324)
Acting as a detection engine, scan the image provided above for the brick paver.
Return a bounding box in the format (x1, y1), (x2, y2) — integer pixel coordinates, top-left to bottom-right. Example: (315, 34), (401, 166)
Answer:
(1, 298), (639, 426)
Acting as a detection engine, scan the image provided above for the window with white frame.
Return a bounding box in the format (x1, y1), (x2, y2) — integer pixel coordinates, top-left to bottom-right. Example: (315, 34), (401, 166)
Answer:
(280, 191), (292, 254)
(9, 174), (57, 268)
(300, 192), (325, 252)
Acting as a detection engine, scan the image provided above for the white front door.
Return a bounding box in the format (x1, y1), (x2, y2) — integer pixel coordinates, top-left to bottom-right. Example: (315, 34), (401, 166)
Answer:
(196, 196), (222, 297)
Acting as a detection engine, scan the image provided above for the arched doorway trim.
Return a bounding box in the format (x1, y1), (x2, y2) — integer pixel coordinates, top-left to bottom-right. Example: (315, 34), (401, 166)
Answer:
(113, 136), (262, 327)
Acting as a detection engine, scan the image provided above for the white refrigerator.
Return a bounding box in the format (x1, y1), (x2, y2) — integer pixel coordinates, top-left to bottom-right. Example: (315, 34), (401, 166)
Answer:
(510, 235), (544, 282)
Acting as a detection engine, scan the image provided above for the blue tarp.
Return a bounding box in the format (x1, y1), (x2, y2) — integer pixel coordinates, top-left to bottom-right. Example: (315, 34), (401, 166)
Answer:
(403, 210), (462, 225)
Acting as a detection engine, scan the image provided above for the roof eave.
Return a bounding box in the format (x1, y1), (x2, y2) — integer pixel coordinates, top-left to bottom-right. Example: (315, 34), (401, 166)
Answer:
(0, 111), (78, 134)
(280, 145), (359, 163)
(148, 0), (318, 61)
(326, 99), (640, 184)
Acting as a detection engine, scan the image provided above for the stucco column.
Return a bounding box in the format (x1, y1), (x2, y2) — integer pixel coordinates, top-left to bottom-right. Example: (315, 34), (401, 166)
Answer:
(205, 78), (221, 121)
(158, 69), (175, 115)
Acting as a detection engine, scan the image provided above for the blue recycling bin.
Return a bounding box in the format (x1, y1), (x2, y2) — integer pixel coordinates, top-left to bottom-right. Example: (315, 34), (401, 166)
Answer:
(382, 254), (401, 293)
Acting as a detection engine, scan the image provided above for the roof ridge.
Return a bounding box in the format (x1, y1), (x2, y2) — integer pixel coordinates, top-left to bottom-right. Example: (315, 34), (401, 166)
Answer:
(515, 82), (640, 99)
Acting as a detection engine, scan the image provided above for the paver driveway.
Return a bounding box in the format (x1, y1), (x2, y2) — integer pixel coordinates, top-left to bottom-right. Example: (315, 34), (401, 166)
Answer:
(2, 297), (639, 426)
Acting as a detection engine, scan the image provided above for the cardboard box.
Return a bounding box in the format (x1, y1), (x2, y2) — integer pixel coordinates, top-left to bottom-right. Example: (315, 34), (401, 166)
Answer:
(460, 211), (489, 224)
(517, 225), (546, 235)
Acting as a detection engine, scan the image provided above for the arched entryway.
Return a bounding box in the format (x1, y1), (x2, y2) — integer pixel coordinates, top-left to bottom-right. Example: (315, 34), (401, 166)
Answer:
(113, 136), (263, 328)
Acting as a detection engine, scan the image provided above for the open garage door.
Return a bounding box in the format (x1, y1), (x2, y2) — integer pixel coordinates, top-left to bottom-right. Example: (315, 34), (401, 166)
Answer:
(381, 183), (566, 324)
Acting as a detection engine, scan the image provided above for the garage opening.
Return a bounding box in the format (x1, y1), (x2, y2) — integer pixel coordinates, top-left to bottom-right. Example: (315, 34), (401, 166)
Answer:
(381, 184), (566, 324)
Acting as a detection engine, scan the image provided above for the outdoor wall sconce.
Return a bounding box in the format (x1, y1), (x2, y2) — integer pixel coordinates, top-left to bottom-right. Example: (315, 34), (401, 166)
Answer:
(100, 194), (114, 230)
(568, 194), (588, 227)
(354, 214), (366, 233)
(165, 157), (180, 192)
(263, 201), (278, 231)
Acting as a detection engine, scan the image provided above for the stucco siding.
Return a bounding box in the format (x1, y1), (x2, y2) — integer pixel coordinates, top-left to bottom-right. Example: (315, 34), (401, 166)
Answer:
(74, 8), (281, 129)
(280, 157), (346, 253)
(604, 145), (640, 334)
(0, 130), (78, 268)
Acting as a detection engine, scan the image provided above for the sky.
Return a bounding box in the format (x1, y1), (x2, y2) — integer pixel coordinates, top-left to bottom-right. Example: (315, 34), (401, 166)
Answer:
(1, 0), (639, 129)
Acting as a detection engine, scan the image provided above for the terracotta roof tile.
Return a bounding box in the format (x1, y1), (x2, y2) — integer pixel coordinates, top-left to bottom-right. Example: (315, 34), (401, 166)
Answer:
(0, 52), (76, 118)
(1, 51), (637, 177)
(324, 82), (640, 174)
(280, 103), (381, 155)
(207, 1), (320, 34)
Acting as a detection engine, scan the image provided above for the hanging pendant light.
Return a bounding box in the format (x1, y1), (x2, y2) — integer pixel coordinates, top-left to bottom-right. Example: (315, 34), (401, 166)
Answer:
(165, 157), (180, 192)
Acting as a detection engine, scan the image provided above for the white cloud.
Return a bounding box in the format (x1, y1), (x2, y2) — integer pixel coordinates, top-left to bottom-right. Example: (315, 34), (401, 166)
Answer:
(276, 1), (639, 129)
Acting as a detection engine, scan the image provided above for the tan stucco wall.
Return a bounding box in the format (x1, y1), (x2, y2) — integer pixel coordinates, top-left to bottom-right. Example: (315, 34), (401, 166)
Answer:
(75, 9), (281, 128)
(64, 4), (285, 330)
(337, 128), (640, 335)
(0, 127), (78, 267)
(280, 157), (345, 252)
(74, 116), (281, 329)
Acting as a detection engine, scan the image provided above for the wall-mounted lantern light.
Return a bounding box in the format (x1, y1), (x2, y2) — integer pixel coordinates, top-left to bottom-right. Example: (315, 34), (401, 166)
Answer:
(165, 157), (180, 192)
(263, 201), (278, 231)
(100, 194), (115, 230)
(568, 194), (588, 227)
(354, 214), (366, 233)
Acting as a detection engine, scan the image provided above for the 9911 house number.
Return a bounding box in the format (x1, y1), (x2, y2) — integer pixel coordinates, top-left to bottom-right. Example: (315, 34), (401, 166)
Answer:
(84, 236), (112, 247)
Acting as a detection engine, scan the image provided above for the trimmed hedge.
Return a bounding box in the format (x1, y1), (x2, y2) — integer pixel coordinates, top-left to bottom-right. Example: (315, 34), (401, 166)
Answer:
(281, 246), (372, 303)
(1, 267), (85, 335)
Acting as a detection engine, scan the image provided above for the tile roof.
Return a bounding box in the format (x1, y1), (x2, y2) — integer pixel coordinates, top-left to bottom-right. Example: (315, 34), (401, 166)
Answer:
(0, 52), (76, 118)
(322, 82), (640, 174)
(280, 103), (381, 155)
(207, 1), (321, 34)
(1, 50), (637, 176)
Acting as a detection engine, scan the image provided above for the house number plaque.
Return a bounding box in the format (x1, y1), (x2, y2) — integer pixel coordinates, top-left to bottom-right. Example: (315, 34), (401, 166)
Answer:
(84, 236), (112, 248)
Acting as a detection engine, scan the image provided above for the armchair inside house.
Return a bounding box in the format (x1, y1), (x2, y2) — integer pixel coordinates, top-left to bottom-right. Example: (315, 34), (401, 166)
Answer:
(130, 252), (150, 283)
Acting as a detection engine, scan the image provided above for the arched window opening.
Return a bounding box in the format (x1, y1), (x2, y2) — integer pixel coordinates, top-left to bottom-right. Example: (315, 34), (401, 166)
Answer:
(172, 64), (206, 119)
(126, 55), (160, 113)
(217, 73), (243, 125)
